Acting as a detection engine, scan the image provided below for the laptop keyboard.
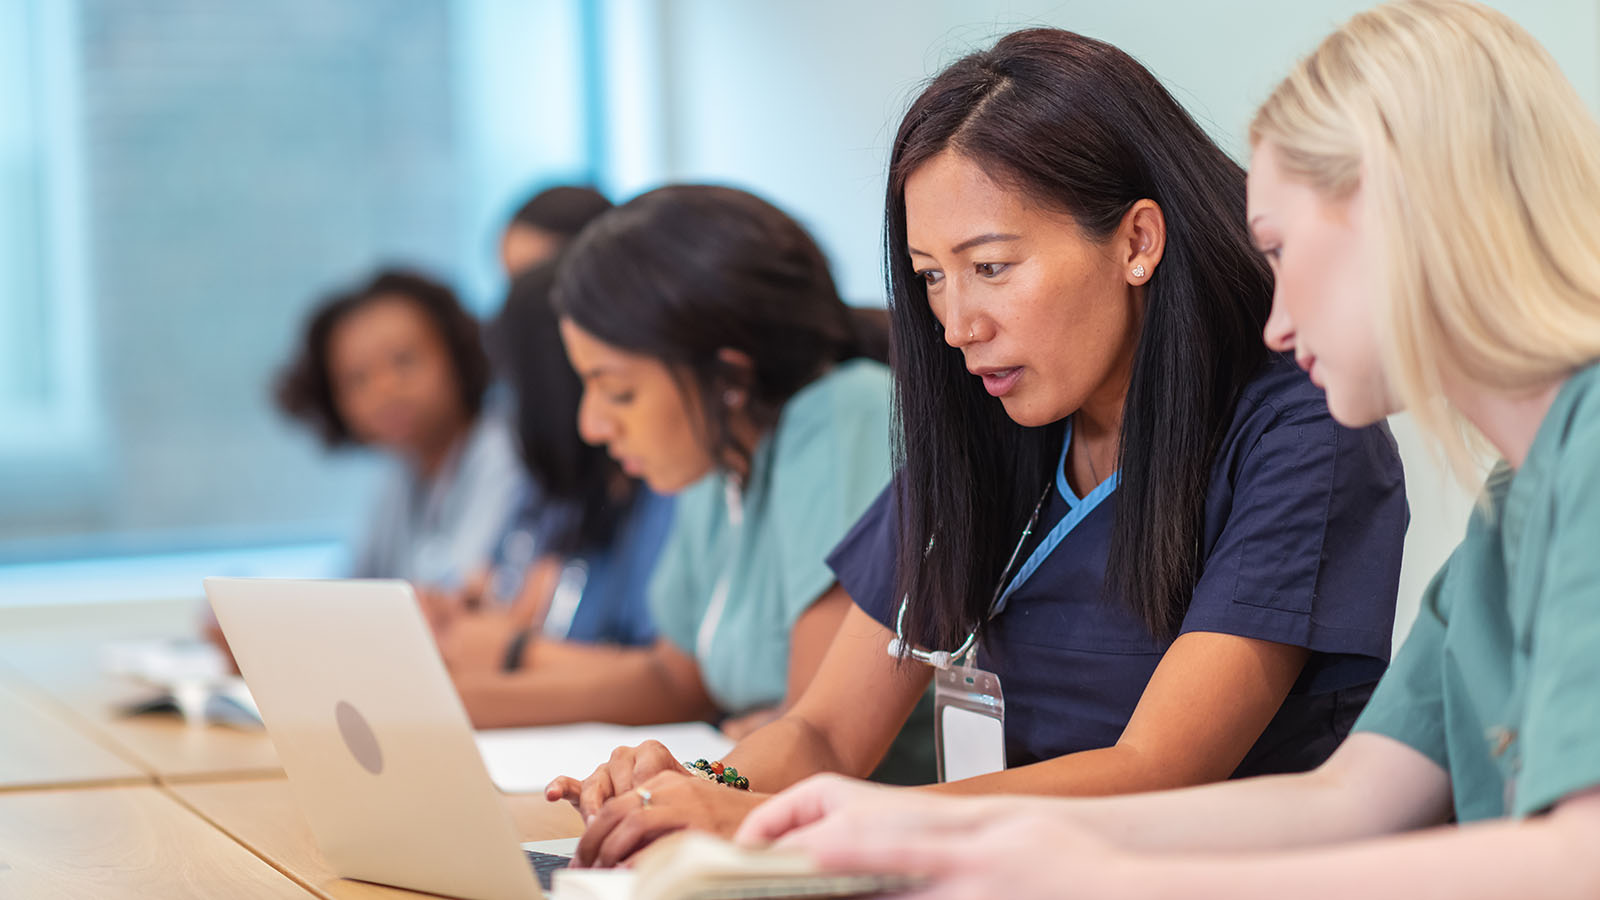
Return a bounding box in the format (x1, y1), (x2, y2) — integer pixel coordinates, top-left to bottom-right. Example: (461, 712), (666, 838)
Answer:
(523, 849), (922, 897)
(524, 849), (572, 891)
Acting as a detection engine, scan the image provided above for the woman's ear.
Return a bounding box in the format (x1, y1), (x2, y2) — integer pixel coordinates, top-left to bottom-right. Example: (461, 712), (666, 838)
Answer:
(715, 347), (756, 409)
(1121, 199), (1167, 286)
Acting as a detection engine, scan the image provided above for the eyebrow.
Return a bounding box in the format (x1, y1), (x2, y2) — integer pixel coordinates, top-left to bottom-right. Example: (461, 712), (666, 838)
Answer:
(907, 232), (1022, 258)
(577, 365), (628, 383)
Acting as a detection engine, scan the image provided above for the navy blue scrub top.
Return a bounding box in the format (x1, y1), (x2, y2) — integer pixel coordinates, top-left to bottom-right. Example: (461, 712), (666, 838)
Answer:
(553, 488), (674, 647)
(828, 356), (1407, 777)
(488, 488), (674, 647)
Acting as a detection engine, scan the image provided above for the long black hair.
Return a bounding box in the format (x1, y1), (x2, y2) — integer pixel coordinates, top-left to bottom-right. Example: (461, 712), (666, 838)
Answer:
(890, 29), (1272, 649)
(491, 263), (633, 555)
(276, 269), (491, 447)
(551, 184), (890, 477)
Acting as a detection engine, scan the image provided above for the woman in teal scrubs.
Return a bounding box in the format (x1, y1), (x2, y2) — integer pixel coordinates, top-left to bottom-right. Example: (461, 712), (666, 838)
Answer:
(736, 3), (1600, 896)
(456, 185), (931, 784)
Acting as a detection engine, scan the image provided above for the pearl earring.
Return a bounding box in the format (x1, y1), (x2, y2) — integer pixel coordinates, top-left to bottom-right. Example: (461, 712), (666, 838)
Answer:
(1131, 264), (1147, 279)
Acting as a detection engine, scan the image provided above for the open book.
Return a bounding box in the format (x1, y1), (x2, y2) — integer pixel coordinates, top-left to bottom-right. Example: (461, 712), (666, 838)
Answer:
(102, 638), (263, 727)
(551, 832), (923, 900)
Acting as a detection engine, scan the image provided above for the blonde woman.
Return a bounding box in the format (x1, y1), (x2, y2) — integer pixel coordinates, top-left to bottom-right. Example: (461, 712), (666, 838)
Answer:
(730, 2), (1600, 896)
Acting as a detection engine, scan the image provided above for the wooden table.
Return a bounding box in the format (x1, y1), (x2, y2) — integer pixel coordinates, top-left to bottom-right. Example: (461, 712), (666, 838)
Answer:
(0, 636), (282, 782)
(0, 673), (147, 791)
(0, 785), (313, 898)
(0, 620), (583, 898)
(170, 778), (583, 900)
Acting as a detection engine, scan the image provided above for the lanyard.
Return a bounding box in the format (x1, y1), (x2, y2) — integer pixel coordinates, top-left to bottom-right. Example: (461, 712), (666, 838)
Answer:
(993, 424), (1120, 617)
(890, 419), (1119, 666)
(887, 484), (1045, 668)
(542, 560), (590, 641)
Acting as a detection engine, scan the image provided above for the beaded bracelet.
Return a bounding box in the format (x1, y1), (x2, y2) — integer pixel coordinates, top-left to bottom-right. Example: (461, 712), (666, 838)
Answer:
(684, 758), (750, 790)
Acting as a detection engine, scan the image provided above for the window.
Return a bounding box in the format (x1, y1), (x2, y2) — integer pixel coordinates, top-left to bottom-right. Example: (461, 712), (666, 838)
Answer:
(0, 0), (100, 520)
(0, 0), (595, 587)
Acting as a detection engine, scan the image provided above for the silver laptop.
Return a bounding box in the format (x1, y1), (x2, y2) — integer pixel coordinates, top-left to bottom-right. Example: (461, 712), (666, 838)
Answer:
(204, 577), (577, 900)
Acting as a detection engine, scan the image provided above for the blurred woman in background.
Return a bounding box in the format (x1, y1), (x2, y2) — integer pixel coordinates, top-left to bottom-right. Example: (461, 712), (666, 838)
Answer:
(422, 186), (622, 643)
(499, 185), (614, 278)
(276, 268), (525, 593)
(437, 262), (674, 675)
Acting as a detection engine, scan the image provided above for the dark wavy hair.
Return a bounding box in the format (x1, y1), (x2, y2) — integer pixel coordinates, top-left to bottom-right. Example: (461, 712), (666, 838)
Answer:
(491, 263), (634, 554)
(507, 185), (613, 240)
(889, 29), (1272, 649)
(550, 184), (890, 477)
(275, 268), (492, 447)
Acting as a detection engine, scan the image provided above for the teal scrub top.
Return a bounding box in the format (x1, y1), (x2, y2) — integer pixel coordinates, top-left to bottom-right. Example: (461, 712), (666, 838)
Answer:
(647, 359), (893, 714)
(1355, 361), (1600, 820)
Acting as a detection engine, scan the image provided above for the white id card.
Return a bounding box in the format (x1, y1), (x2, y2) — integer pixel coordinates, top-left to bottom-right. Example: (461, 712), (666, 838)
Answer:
(934, 664), (1005, 782)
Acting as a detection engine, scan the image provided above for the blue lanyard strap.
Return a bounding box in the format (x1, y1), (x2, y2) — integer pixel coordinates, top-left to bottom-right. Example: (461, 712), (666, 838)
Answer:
(1056, 420), (1080, 509)
(991, 421), (1119, 618)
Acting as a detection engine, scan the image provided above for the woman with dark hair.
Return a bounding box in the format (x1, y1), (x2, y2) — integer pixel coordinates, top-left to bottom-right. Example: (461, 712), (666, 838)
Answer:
(428, 187), (629, 663)
(275, 268), (526, 590)
(500, 185), (614, 277)
(452, 185), (930, 783)
(437, 263), (673, 675)
(557, 27), (1406, 868)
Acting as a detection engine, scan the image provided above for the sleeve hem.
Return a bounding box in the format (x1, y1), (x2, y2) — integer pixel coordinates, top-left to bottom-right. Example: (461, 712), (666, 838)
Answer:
(1179, 603), (1392, 662)
(833, 562), (896, 629)
(1350, 720), (1451, 773)
(1514, 770), (1600, 818)
(783, 569), (842, 629)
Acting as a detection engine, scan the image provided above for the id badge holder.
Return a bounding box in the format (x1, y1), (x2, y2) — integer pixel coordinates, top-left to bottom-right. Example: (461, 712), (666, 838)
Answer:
(933, 646), (1006, 783)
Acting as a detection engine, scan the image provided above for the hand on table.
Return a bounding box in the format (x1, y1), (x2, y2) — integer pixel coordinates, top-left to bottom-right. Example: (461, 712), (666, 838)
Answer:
(572, 769), (767, 867)
(740, 774), (1127, 900)
(415, 586), (469, 636)
(814, 810), (1125, 900)
(735, 774), (999, 847)
(546, 740), (685, 823)
(438, 610), (519, 673)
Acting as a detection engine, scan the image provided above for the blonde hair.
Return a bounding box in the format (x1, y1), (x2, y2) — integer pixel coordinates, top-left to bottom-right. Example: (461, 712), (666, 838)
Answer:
(1251, 0), (1600, 479)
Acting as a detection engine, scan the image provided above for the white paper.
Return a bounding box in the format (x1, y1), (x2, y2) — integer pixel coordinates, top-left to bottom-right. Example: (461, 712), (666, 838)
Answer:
(103, 638), (229, 687)
(475, 722), (735, 794)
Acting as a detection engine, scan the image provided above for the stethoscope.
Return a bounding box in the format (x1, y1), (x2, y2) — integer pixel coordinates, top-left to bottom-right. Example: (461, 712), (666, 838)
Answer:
(886, 483), (1051, 670)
